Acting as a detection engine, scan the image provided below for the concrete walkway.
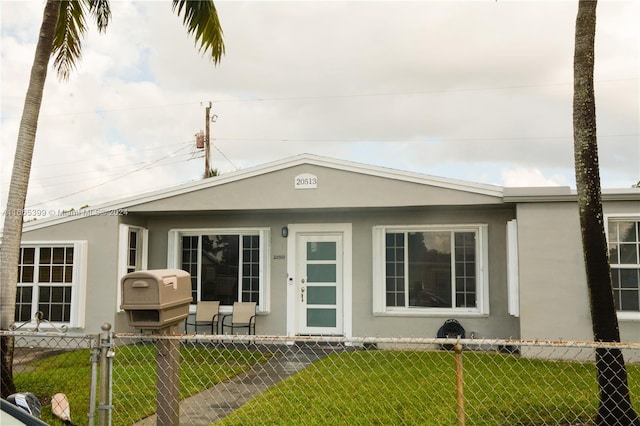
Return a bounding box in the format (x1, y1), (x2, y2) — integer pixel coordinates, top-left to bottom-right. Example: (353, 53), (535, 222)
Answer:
(134, 343), (335, 425)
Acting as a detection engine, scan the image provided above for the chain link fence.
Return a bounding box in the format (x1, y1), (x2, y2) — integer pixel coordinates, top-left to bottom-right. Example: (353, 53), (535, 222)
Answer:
(4, 329), (99, 424)
(3, 329), (640, 425)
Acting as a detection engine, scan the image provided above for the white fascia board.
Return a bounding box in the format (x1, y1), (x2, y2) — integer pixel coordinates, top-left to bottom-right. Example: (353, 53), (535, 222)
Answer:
(504, 186), (640, 203)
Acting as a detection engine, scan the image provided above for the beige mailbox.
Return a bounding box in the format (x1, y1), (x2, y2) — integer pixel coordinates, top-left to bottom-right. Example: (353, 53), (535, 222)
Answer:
(121, 269), (191, 330)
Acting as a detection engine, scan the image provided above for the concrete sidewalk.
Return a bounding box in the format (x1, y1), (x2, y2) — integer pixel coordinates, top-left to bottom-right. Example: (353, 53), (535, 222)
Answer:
(134, 343), (336, 425)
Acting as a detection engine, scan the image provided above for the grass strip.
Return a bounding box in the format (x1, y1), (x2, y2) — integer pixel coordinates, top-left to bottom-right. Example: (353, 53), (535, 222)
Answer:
(14, 344), (271, 426)
(218, 350), (640, 426)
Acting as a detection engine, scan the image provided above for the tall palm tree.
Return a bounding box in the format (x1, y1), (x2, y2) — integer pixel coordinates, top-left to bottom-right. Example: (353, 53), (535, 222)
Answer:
(572, 1), (638, 424)
(0, 0), (224, 398)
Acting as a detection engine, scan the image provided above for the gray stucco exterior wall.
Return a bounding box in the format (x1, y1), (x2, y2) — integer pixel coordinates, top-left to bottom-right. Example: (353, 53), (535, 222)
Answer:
(14, 156), (638, 343)
(140, 205), (518, 339)
(516, 202), (592, 341)
(517, 200), (640, 343)
(20, 215), (120, 333)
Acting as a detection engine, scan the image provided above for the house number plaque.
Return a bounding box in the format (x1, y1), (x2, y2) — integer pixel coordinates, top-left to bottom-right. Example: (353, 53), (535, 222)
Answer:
(294, 173), (318, 189)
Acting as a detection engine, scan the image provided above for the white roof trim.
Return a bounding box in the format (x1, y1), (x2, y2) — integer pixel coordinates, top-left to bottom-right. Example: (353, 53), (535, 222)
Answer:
(503, 186), (640, 203)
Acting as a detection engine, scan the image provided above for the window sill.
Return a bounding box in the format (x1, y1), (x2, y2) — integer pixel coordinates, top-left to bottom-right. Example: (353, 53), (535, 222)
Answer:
(374, 309), (488, 318)
(617, 312), (640, 322)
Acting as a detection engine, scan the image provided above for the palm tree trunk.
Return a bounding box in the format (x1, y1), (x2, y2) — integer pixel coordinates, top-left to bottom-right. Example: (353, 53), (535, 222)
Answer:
(0, 0), (60, 399)
(573, 1), (638, 424)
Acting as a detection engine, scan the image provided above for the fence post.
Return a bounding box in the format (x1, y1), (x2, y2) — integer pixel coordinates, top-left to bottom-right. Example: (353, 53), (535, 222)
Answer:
(88, 343), (100, 426)
(454, 342), (465, 426)
(98, 322), (113, 426)
(156, 324), (180, 426)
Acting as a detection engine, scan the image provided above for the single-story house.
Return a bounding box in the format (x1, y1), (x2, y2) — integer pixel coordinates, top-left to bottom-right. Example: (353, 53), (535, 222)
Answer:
(13, 154), (640, 342)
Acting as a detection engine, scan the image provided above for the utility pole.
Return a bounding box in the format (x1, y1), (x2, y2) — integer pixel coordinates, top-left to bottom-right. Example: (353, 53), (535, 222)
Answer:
(204, 101), (212, 178)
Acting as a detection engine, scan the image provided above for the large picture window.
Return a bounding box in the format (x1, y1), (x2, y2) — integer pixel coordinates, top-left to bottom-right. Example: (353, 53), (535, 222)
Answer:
(373, 225), (488, 316)
(15, 242), (87, 327)
(607, 217), (639, 313)
(169, 228), (270, 313)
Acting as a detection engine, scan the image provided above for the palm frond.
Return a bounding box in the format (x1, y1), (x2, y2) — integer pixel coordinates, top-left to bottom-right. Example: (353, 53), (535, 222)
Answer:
(52, 0), (111, 81)
(88, 0), (111, 32)
(53, 0), (86, 80)
(172, 0), (225, 64)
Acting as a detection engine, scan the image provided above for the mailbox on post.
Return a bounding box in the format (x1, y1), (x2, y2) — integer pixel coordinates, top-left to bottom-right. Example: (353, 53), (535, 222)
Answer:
(121, 269), (191, 426)
(120, 269), (191, 330)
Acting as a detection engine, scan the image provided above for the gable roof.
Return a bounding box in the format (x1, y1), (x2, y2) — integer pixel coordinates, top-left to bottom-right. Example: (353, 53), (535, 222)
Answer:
(18, 153), (640, 232)
(130, 153), (506, 209)
(125, 153), (506, 205)
(21, 154), (504, 230)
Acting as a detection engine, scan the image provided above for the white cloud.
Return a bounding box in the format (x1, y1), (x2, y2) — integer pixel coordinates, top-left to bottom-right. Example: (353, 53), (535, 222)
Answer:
(501, 168), (568, 188)
(1, 0), (638, 212)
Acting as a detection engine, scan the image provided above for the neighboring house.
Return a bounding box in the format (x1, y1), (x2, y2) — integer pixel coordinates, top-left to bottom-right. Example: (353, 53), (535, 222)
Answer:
(13, 154), (640, 343)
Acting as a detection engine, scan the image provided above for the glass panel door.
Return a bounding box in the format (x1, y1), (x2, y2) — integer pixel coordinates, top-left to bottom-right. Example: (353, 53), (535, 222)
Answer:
(297, 235), (342, 334)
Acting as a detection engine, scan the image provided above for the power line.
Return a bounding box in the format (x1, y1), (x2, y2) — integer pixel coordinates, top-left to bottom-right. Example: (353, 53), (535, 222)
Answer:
(212, 133), (637, 144)
(28, 154), (203, 188)
(26, 145), (192, 208)
(29, 150), (200, 184)
(0, 101), (201, 121)
(45, 151), (200, 187)
(33, 141), (193, 167)
(15, 132), (638, 186)
(209, 77), (639, 103)
(2, 77), (636, 120)
(212, 144), (238, 171)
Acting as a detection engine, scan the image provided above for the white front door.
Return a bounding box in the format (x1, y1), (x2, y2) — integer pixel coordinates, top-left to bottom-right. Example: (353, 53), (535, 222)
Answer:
(287, 225), (350, 335)
(295, 233), (343, 335)
(286, 223), (352, 337)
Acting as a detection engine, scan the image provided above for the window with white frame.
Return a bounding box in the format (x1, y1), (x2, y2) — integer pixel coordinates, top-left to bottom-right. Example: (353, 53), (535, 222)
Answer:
(607, 218), (639, 312)
(117, 225), (148, 312)
(168, 228), (270, 312)
(127, 228), (142, 273)
(118, 225), (148, 275)
(15, 242), (87, 327)
(373, 225), (488, 315)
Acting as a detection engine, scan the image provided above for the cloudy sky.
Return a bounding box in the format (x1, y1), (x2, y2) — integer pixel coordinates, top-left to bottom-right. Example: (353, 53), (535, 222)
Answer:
(1, 0), (638, 214)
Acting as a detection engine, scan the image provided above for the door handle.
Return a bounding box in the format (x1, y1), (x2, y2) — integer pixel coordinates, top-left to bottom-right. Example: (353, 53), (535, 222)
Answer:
(301, 287), (305, 302)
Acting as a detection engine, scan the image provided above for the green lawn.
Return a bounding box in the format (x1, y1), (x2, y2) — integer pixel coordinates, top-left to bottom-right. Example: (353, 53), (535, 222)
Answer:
(14, 344), (271, 426)
(13, 346), (640, 426)
(218, 350), (640, 426)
